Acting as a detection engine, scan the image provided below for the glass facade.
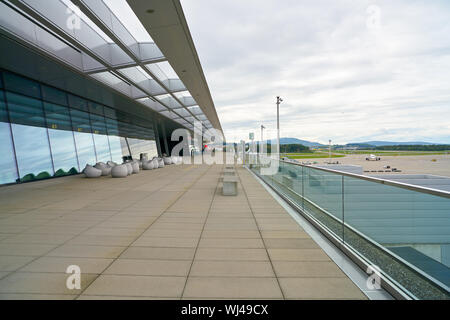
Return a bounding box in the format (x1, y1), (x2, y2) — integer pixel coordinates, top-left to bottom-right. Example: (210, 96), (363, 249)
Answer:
(0, 70), (159, 184)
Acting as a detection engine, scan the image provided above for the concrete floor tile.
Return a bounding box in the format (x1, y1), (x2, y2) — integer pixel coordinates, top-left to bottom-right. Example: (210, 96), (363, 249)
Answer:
(120, 247), (195, 260)
(66, 235), (136, 247)
(20, 256), (113, 274)
(141, 229), (202, 238)
(0, 272), (98, 295)
(201, 230), (261, 239)
(0, 255), (36, 271)
(272, 261), (346, 278)
(190, 261), (274, 277)
(278, 277), (366, 299)
(46, 245), (126, 259)
(1, 233), (74, 245)
(264, 238), (320, 249)
(133, 237), (199, 248)
(104, 259), (191, 276)
(195, 248), (269, 261)
(268, 249), (331, 261)
(198, 238), (264, 248)
(261, 231), (310, 239)
(183, 277), (282, 299)
(0, 243), (56, 256)
(83, 275), (186, 297)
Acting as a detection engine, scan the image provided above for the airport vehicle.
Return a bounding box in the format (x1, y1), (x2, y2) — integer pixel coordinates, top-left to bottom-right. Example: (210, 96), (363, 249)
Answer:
(366, 154), (381, 161)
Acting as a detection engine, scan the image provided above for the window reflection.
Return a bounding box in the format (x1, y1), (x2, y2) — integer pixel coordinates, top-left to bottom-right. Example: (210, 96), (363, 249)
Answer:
(0, 122), (18, 184)
(108, 135), (124, 163)
(44, 101), (79, 175)
(11, 123), (54, 181)
(127, 138), (158, 160)
(48, 129), (79, 175)
(0, 90), (18, 184)
(73, 131), (96, 168)
(93, 134), (111, 163)
(0, 71), (160, 185)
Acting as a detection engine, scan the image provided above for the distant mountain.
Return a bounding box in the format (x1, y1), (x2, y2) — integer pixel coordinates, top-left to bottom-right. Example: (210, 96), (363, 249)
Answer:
(279, 137), (325, 147)
(347, 141), (443, 147)
(255, 137), (325, 147)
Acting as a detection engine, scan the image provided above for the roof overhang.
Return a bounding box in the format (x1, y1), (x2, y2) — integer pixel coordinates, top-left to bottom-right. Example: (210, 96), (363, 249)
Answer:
(0, 0), (221, 134)
(127, 0), (222, 133)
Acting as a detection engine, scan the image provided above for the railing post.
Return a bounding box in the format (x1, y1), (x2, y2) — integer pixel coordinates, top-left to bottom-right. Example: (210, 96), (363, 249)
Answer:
(342, 175), (345, 243)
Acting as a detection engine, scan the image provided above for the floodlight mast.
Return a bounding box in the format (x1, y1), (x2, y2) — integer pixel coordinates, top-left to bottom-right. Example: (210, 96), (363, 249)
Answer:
(276, 96), (283, 156)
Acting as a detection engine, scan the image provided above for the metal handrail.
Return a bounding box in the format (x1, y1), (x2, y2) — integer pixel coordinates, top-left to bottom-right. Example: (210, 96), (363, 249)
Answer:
(258, 156), (450, 198)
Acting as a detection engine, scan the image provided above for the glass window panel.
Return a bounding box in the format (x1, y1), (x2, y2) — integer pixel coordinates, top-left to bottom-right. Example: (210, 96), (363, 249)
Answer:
(44, 102), (72, 131)
(68, 94), (88, 112)
(73, 131), (96, 168)
(47, 128), (79, 175)
(11, 123), (54, 181)
(0, 92), (18, 184)
(70, 108), (92, 133)
(0, 91), (8, 122)
(41, 85), (67, 106)
(108, 135), (124, 163)
(93, 134), (111, 163)
(126, 138), (158, 160)
(3, 72), (41, 99)
(0, 122), (18, 184)
(89, 102), (104, 115)
(90, 113), (107, 135)
(6, 92), (46, 128)
(104, 106), (117, 119)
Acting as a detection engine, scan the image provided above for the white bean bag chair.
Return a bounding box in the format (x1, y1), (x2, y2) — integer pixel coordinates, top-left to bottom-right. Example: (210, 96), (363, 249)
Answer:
(158, 158), (165, 168)
(131, 161), (140, 174)
(107, 161), (117, 167)
(125, 162), (133, 175)
(94, 163), (112, 176)
(172, 156), (182, 165)
(142, 161), (154, 170)
(152, 159), (159, 169)
(137, 160), (143, 169)
(84, 165), (102, 178)
(111, 164), (128, 178)
(163, 157), (172, 165)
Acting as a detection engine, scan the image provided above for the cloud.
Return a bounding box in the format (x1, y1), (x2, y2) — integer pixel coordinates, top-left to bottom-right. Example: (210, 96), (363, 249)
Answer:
(181, 0), (450, 144)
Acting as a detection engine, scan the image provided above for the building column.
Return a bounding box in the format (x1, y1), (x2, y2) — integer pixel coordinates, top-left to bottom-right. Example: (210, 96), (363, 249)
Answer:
(153, 119), (162, 157)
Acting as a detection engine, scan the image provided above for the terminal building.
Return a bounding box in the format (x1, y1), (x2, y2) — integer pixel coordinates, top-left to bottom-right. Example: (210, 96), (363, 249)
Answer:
(0, 0), (221, 185)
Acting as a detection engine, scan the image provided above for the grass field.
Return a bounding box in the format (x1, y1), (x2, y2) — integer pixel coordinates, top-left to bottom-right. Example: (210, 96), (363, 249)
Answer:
(282, 152), (345, 159)
(332, 150), (450, 156)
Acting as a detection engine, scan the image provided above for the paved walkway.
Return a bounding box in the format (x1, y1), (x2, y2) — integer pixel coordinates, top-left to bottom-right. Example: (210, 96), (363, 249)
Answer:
(0, 164), (366, 299)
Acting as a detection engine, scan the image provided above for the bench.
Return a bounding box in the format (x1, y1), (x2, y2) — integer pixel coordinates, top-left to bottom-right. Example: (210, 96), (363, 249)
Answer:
(223, 168), (236, 176)
(223, 176), (238, 196)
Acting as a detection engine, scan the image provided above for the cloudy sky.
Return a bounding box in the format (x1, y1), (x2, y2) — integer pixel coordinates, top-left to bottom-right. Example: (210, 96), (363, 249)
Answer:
(181, 0), (450, 144)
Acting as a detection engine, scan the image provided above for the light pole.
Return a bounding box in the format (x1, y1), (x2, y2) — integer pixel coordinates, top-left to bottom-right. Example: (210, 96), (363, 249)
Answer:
(260, 125), (265, 154)
(276, 96), (283, 156)
(329, 139), (332, 163)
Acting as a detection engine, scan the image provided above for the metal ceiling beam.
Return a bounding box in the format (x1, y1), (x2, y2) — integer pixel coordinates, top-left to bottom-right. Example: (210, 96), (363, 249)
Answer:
(72, 0), (209, 131)
(2, 0), (203, 131)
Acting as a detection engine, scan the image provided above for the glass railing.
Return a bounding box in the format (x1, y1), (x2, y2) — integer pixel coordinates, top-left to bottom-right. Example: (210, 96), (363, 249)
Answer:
(248, 155), (450, 299)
